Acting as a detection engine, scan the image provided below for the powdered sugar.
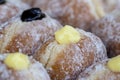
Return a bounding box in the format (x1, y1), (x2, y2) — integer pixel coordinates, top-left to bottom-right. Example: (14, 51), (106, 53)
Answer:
(77, 29), (107, 62)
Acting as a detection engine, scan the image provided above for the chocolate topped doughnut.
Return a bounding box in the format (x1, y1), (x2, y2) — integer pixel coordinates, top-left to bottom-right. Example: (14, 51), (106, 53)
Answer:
(0, 8), (62, 55)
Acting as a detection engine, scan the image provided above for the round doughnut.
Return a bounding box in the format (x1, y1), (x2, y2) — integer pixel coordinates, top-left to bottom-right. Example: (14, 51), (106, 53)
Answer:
(34, 26), (107, 80)
(78, 56), (120, 80)
(0, 53), (50, 80)
(91, 10), (120, 57)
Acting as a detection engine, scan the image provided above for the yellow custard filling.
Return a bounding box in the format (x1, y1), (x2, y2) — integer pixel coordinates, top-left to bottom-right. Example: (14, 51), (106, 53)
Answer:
(55, 25), (81, 44)
(4, 52), (30, 70)
(107, 55), (120, 72)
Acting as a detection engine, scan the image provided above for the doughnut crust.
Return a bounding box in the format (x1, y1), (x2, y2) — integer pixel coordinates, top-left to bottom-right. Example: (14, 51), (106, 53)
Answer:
(91, 10), (120, 57)
(34, 29), (107, 80)
(0, 54), (50, 80)
(78, 59), (120, 80)
(31, 0), (105, 31)
(0, 14), (62, 55)
(0, 0), (29, 24)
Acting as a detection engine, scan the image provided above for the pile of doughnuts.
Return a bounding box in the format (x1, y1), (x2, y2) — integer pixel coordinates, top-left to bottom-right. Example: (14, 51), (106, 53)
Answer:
(0, 0), (120, 80)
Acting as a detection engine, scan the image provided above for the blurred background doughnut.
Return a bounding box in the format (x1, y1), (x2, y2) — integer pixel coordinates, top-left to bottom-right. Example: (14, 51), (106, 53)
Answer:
(100, 0), (120, 13)
(91, 10), (120, 58)
(26, 0), (105, 31)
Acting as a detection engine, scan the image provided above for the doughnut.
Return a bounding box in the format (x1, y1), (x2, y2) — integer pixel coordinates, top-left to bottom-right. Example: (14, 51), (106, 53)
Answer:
(31, 0), (105, 31)
(78, 55), (120, 80)
(0, 52), (50, 80)
(91, 10), (120, 57)
(101, 0), (120, 13)
(0, 8), (62, 55)
(0, 0), (29, 24)
(33, 25), (107, 80)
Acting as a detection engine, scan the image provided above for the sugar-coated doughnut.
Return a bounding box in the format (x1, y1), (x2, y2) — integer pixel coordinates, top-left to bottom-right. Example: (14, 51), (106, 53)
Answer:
(78, 56), (120, 80)
(34, 26), (107, 80)
(0, 8), (62, 55)
(0, 53), (50, 80)
(91, 10), (120, 57)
